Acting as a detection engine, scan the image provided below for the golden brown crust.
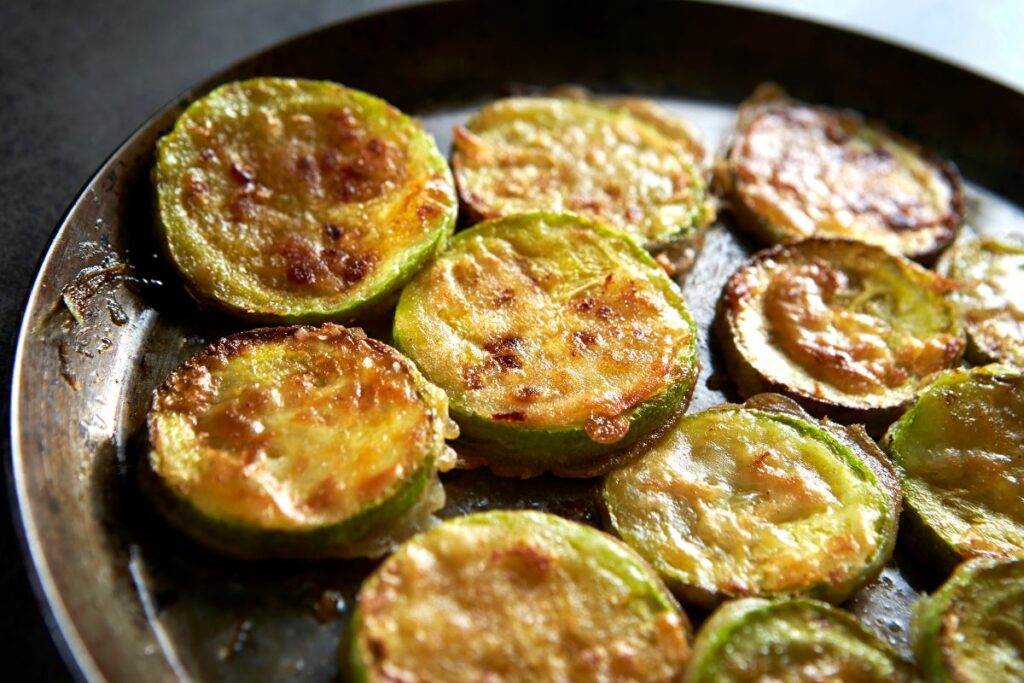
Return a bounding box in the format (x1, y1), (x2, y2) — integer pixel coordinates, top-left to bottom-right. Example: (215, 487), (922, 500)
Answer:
(717, 84), (964, 261)
(451, 97), (710, 248)
(716, 238), (963, 432)
(148, 323), (446, 530)
(355, 512), (690, 683)
(156, 78), (456, 320)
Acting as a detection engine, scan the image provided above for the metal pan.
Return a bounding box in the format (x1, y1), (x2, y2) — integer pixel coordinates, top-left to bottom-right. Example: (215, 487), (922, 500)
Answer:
(10, 1), (1024, 680)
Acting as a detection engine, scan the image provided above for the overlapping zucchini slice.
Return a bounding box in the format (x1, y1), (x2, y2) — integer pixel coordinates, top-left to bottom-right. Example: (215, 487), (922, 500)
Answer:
(393, 212), (700, 476)
(686, 598), (914, 682)
(912, 555), (1024, 683)
(938, 235), (1024, 366)
(716, 237), (964, 431)
(716, 84), (964, 261)
(603, 394), (900, 607)
(142, 324), (454, 559)
(451, 96), (711, 249)
(155, 77), (457, 322)
(347, 510), (691, 683)
(883, 365), (1024, 566)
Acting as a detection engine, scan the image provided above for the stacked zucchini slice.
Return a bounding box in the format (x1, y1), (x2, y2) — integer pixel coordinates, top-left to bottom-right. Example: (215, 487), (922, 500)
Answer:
(141, 75), (1024, 680)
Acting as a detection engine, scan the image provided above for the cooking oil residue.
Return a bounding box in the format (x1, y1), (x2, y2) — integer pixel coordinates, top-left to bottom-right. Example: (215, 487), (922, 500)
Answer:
(217, 619), (253, 661)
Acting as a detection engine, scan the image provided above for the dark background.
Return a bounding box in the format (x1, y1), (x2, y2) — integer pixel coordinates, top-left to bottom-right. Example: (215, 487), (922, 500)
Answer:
(1, 1), (1020, 680)
(0, 3), (406, 679)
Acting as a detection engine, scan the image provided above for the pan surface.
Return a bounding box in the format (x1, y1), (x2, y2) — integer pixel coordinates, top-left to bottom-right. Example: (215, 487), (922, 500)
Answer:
(10, 1), (1024, 680)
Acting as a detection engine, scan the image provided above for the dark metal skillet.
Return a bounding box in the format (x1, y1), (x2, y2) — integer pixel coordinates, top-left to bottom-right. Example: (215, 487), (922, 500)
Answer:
(9, 0), (1024, 680)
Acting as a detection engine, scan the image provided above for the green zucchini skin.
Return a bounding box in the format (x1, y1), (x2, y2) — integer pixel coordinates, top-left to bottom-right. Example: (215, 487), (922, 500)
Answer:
(143, 324), (451, 559)
(451, 96), (712, 249)
(937, 235), (1024, 366)
(686, 598), (914, 682)
(882, 365), (1024, 569)
(346, 510), (691, 683)
(393, 211), (700, 477)
(155, 77), (456, 323)
(716, 237), (964, 435)
(911, 555), (1024, 683)
(715, 84), (964, 262)
(603, 395), (899, 608)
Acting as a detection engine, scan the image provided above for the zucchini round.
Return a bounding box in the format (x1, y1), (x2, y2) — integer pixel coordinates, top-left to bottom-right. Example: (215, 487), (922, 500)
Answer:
(451, 96), (711, 249)
(716, 237), (964, 431)
(938, 235), (1024, 366)
(155, 77), (457, 322)
(603, 396), (899, 607)
(142, 323), (453, 558)
(686, 598), (914, 682)
(882, 365), (1024, 566)
(348, 510), (691, 683)
(716, 84), (964, 261)
(393, 212), (700, 476)
(912, 554), (1024, 683)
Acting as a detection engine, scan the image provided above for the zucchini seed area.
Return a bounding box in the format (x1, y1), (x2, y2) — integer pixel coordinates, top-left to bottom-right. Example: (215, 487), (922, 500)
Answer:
(723, 87), (962, 258)
(156, 78), (456, 319)
(914, 557), (1024, 683)
(724, 239), (962, 408)
(687, 598), (911, 682)
(886, 366), (1024, 558)
(604, 408), (891, 603)
(940, 236), (1024, 366)
(394, 213), (697, 436)
(353, 511), (690, 683)
(148, 324), (446, 531)
(452, 97), (708, 247)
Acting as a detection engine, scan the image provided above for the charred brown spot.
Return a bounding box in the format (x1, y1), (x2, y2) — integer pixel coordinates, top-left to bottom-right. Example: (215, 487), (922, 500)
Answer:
(304, 476), (340, 513)
(492, 411), (527, 422)
(462, 366), (484, 390)
(493, 288), (515, 307)
(229, 161), (255, 185)
(280, 240), (321, 286)
(484, 336), (523, 370)
(484, 336), (524, 354)
(342, 252), (377, 285)
(584, 413), (630, 444)
(416, 202), (441, 222)
(491, 544), (556, 578)
(570, 330), (598, 355)
(323, 223), (343, 240)
(514, 386), (540, 402)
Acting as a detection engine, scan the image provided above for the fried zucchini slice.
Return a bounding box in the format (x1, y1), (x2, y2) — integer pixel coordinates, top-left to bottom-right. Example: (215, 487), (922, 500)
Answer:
(938, 235), (1024, 366)
(716, 84), (964, 261)
(686, 598), (914, 682)
(348, 510), (691, 683)
(393, 212), (699, 476)
(912, 555), (1024, 683)
(155, 77), (457, 322)
(716, 237), (964, 431)
(882, 365), (1024, 566)
(451, 96), (711, 249)
(603, 397), (899, 607)
(142, 324), (453, 559)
